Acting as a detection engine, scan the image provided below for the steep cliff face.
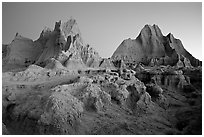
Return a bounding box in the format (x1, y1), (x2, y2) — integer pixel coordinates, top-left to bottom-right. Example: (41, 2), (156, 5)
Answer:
(112, 25), (201, 67)
(35, 21), (62, 65)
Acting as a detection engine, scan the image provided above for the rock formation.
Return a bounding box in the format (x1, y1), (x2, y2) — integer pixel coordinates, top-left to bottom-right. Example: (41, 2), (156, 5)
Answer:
(2, 18), (202, 135)
(4, 33), (42, 65)
(112, 24), (201, 67)
(3, 18), (101, 71)
(98, 58), (116, 69)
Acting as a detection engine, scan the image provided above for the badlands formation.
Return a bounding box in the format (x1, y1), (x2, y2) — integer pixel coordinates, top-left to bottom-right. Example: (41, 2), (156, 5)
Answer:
(2, 18), (202, 135)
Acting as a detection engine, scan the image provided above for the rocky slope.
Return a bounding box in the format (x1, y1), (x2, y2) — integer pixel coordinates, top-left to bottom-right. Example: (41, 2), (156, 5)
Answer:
(112, 24), (201, 67)
(2, 19), (202, 135)
(3, 33), (42, 65)
(2, 64), (202, 135)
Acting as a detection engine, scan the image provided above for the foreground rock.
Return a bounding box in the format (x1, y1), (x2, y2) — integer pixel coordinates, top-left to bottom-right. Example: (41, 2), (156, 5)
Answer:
(2, 64), (202, 134)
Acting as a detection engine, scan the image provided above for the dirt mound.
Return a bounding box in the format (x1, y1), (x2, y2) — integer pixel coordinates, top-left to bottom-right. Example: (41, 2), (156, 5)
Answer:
(79, 84), (111, 112)
(45, 58), (65, 70)
(99, 58), (116, 69)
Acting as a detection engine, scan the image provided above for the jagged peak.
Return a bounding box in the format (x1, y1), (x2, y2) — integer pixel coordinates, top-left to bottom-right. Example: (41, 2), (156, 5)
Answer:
(143, 24), (157, 29)
(140, 24), (163, 38)
(14, 32), (25, 39)
(152, 24), (160, 29)
(37, 17), (82, 44)
(67, 16), (77, 24)
(142, 24), (152, 32)
(40, 26), (52, 36)
(37, 26), (53, 42)
(13, 32), (22, 40)
(166, 33), (175, 43)
(152, 24), (158, 27)
(15, 32), (19, 37)
(167, 33), (174, 38)
(153, 24), (163, 37)
(61, 17), (80, 37)
(42, 26), (52, 32)
(54, 20), (61, 32)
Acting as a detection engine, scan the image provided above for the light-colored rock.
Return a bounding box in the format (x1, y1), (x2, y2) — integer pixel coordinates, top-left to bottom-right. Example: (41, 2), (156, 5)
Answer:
(5, 34), (42, 65)
(99, 58), (116, 69)
(45, 58), (65, 70)
(112, 25), (201, 67)
(80, 84), (111, 112)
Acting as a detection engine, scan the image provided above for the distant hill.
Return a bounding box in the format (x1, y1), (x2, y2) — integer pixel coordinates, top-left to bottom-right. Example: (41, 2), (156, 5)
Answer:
(112, 24), (201, 67)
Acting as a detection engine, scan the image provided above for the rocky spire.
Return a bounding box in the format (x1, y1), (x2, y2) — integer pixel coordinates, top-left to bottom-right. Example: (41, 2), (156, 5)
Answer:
(61, 18), (83, 43)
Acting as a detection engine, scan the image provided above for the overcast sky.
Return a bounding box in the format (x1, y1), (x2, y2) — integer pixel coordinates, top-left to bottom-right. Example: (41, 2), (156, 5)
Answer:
(2, 2), (202, 60)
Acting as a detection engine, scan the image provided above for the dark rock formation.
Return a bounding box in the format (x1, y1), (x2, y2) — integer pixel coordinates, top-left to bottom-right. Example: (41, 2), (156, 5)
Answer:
(146, 83), (163, 99)
(2, 123), (9, 135)
(2, 44), (8, 59)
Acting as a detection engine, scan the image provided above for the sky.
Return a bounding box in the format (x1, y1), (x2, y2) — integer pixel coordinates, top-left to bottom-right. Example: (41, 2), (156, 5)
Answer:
(2, 2), (202, 60)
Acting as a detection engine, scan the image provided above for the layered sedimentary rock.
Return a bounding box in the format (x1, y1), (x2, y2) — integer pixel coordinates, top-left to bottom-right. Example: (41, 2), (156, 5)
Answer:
(3, 18), (101, 70)
(112, 25), (201, 67)
(2, 19), (202, 135)
(36, 19), (101, 69)
(81, 44), (102, 67)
